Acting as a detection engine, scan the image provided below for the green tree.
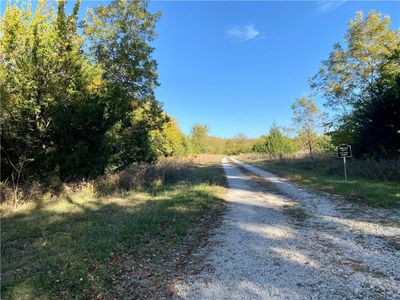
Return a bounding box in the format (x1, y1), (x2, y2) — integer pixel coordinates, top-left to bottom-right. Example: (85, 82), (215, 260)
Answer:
(49, 0), (113, 178)
(253, 125), (297, 157)
(311, 10), (400, 157)
(190, 124), (209, 154)
(310, 10), (400, 120)
(352, 73), (400, 157)
(1, 0), (167, 186)
(252, 135), (268, 153)
(85, 0), (166, 168)
(291, 97), (325, 157)
(225, 133), (253, 155)
(0, 0), (114, 182)
(150, 117), (188, 157)
(1, 0), (56, 185)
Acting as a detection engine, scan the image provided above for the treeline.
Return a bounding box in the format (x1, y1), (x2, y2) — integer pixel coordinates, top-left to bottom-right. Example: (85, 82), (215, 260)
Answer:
(188, 124), (255, 155)
(1, 3), (398, 196)
(137, 120), (256, 157)
(1, 0), (170, 185)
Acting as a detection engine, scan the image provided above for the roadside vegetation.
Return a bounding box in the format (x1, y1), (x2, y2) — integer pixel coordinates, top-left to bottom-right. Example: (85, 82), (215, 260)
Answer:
(237, 153), (399, 207)
(1, 155), (226, 299)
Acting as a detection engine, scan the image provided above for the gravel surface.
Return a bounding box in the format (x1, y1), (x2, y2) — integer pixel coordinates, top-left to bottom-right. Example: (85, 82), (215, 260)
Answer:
(173, 157), (400, 299)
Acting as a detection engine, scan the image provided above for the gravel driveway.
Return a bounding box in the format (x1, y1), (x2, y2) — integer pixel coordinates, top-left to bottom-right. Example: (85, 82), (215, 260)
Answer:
(173, 157), (400, 299)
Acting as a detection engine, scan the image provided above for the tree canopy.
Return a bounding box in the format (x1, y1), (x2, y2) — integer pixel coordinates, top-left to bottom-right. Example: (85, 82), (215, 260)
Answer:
(0, 0), (167, 183)
(310, 10), (400, 157)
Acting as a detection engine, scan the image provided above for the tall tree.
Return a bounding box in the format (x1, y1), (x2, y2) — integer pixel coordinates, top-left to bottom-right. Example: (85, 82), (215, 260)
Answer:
(85, 0), (166, 167)
(1, 0), (58, 193)
(351, 73), (400, 157)
(291, 97), (325, 158)
(190, 124), (209, 154)
(1, 0), (172, 189)
(310, 11), (400, 121)
(1, 0), (119, 182)
(310, 10), (400, 157)
(49, 0), (113, 178)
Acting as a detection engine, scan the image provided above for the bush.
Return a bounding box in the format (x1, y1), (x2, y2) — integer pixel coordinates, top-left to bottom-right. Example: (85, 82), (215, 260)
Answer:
(253, 125), (297, 156)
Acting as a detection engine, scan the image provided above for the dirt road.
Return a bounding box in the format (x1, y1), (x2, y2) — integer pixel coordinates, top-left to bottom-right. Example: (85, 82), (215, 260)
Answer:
(173, 158), (400, 299)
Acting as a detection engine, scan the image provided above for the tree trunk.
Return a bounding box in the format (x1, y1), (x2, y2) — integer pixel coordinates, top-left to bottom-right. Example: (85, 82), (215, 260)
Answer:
(308, 141), (313, 159)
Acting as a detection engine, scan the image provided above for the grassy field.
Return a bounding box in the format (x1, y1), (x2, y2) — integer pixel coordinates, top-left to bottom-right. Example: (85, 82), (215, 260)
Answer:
(237, 153), (400, 207)
(1, 155), (226, 299)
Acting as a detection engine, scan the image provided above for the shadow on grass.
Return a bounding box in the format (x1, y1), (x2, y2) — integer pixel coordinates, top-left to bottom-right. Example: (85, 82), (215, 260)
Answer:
(1, 163), (226, 299)
(252, 160), (400, 207)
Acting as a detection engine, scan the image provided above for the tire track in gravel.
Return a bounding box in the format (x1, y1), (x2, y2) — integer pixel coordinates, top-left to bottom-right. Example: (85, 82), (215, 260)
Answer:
(173, 158), (400, 299)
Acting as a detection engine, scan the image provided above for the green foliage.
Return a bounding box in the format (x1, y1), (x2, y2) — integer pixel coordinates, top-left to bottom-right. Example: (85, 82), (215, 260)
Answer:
(291, 97), (326, 157)
(0, 0), (54, 181)
(185, 126), (257, 155)
(1, 0), (168, 185)
(311, 10), (399, 116)
(224, 133), (255, 155)
(0, 0), (108, 181)
(311, 10), (400, 158)
(85, 0), (160, 98)
(314, 135), (335, 153)
(329, 122), (354, 147)
(351, 73), (400, 157)
(243, 155), (399, 207)
(49, 0), (112, 178)
(1, 157), (226, 298)
(252, 136), (268, 153)
(150, 117), (190, 157)
(190, 124), (209, 154)
(253, 125), (297, 156)
(85, 0), (166, 168)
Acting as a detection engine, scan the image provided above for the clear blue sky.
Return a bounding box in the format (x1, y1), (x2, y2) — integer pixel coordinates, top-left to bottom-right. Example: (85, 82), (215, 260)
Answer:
(1, 1), (399, 138)
(147, 1), (400, 138)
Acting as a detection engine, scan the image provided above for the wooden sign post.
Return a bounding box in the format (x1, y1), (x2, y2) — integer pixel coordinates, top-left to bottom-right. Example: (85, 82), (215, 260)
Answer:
(337, 144), (352, 181)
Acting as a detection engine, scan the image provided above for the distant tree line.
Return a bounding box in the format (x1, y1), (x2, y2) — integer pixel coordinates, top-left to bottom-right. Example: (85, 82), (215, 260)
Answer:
(176, 124), (255, 156)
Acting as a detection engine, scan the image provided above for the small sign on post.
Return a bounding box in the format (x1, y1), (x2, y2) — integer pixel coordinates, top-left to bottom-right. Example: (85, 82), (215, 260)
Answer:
(336, 144), (352, 180)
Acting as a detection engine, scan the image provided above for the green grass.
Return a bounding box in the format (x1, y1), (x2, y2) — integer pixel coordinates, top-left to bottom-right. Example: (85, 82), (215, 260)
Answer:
(238, 154), (400, 207)
(1, 156), (226, 299)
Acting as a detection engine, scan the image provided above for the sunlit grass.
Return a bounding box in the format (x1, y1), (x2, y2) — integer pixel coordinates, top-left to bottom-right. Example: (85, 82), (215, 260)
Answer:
(238, 154), (399, 207)
(1, 156), (226, 299)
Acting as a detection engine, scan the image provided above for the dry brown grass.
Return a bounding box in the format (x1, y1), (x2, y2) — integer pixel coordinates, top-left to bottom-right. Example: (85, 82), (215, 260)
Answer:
(237, 152), (400, 182)
(0, 154), (225, 206)
(236, 152), (400, 207)
(95, 154), (224, 195)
